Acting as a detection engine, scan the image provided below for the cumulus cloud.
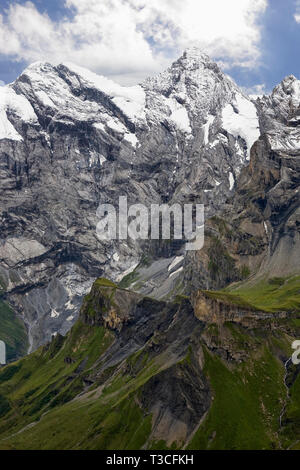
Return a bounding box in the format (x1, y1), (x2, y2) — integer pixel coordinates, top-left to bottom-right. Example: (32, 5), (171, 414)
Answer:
(0, 0), (268, 84)
(0, 80), (5, 86)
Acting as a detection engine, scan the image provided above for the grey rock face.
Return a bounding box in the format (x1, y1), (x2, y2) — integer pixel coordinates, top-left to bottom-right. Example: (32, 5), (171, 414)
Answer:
(0, 47), (278, 351)
(257, 75), (300, 151)
(181, 111), (300, 294)
(231, 77), (300, 279)
(242, 138), (300, 279)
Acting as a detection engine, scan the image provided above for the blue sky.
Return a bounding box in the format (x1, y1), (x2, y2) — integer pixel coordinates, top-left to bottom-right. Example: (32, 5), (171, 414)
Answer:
(0, 0), (299, 93)
(231, 0), (300, 93)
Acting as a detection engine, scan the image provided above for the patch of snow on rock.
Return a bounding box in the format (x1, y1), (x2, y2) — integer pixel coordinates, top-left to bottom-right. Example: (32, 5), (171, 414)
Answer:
(35, 90), (55, 108)
(0, 86), (38, 141)
(93, 122), (105, 132)
(166, 98), (191, 133)
(222, 93), (260, 159)
(106, 118), (126, 134)
(291, 80), (300, 106)
(168, 256), (184, 272)
(1, 87), (37, 123)
(169, 266), (183, 278)
(203, 115), (215, 145)
(124, 132), (138, 147)
(116, 261), (139, 282)
(63, 62), (146, 122)
(229, 172), (235, 190)
(50, 309), (60, 318)
(0, 108), (23, 141)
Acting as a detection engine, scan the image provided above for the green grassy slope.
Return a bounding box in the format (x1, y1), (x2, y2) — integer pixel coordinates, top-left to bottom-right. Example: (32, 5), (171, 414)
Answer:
(230, 276), (300, 313)
(0, 278), (298, 450)
(0, 325), (298, 450)
(201, 276), (300, 314)
(188, 346), (286, 450)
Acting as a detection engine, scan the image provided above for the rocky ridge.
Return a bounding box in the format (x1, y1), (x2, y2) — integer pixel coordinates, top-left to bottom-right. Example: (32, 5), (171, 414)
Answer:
(0, 48), (262, 351)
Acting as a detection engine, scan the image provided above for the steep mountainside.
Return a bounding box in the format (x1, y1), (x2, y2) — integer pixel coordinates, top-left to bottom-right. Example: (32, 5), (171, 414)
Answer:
(0, 278), (299, 450)
(0, 48), (261, 351)
(179, 77), (300, 295)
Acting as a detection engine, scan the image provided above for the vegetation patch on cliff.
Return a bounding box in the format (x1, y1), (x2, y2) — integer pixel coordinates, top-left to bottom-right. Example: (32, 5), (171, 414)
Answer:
(230, 276), (300, 313)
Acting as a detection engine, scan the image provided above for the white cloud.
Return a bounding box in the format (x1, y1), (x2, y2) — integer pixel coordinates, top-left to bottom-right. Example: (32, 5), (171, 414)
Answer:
(0, 0), (268, 84)
(295, 0), (300, 22)
(0, 80), (5, 87)
(243, 83), (269, 98)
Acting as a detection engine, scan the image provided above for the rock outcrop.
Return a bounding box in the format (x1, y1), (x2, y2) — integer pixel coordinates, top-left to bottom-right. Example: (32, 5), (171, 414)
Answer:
(183, 106), (300, 293)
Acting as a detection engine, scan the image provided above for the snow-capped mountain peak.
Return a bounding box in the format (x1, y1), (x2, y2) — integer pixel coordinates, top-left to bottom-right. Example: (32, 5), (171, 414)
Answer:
(59, 62), (147, 123)
(272, 74), (300, 109)
(9, 50), (261, 161)
(258, 74), (300, 150)
(177, 46), (212, 66)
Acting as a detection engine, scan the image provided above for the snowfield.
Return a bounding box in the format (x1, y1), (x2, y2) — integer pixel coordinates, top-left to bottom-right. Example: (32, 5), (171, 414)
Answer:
(0, 86), (38, 141)
(222, 93), (260, 159)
